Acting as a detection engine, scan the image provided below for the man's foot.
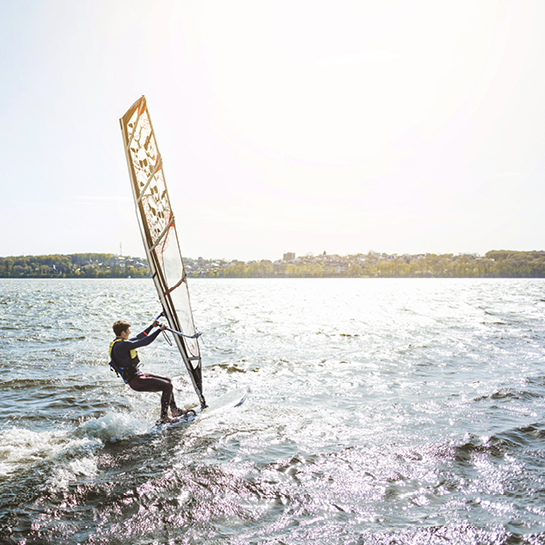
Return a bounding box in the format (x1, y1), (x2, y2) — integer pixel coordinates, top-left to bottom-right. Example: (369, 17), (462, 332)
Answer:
(157, 416), (179, 425)
(171, 408), (196, 419)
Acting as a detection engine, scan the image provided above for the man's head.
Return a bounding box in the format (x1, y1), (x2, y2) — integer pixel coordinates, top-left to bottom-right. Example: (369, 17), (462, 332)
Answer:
(113, 320), (131, 338)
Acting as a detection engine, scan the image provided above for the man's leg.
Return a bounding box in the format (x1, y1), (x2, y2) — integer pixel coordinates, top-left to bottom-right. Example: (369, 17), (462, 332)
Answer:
(142, 373), (179, 412)
(129, 373), (176, 419)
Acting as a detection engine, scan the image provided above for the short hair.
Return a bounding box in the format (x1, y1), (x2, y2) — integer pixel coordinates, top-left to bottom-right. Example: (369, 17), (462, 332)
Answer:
(113, 320), (130, 336)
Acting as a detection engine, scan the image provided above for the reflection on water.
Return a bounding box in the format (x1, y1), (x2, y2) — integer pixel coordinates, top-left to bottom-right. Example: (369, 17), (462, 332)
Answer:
(1, 278), (545, 543)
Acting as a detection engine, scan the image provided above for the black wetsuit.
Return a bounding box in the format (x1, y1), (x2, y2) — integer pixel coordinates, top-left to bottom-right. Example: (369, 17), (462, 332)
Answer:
(110, 325), (178, 419)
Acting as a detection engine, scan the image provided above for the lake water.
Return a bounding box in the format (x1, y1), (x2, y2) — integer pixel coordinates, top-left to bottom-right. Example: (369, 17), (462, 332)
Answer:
(1, 278), (545, 544)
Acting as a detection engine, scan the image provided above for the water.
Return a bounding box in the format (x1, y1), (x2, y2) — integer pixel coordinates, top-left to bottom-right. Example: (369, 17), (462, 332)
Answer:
(1, 278), (545, 544)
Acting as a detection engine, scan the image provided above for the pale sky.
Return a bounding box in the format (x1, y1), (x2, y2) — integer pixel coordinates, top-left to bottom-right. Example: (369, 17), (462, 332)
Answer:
(1, 0), (544, 261)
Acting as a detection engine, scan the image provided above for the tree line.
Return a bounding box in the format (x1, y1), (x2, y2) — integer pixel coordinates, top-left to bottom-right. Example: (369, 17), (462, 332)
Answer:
(1, 250), (545, 279)
(0, 253), (150, 278)
(221, 251), (545, 278)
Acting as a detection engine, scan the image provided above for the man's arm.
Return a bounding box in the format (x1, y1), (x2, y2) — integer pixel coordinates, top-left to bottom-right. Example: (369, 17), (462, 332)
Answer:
(127, 328), (161, 347)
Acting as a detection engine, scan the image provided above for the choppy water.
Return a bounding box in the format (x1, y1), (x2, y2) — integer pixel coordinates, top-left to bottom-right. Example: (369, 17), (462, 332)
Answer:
(1, 278), (545, 544)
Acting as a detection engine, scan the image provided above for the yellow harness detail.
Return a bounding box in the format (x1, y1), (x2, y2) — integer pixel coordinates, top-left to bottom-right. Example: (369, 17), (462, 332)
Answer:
(108, 338), (140, 383)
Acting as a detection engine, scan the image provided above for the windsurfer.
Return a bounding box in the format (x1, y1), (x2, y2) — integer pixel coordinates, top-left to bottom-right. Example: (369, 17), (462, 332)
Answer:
(109, 320), (186, 423)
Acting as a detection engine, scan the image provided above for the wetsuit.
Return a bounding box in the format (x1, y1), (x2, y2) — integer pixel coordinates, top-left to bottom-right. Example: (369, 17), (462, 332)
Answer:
(110, 325), (179, 419)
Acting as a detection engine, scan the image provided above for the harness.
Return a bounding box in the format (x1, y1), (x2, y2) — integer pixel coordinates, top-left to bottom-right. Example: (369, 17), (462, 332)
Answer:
(108, 338), (141, 384)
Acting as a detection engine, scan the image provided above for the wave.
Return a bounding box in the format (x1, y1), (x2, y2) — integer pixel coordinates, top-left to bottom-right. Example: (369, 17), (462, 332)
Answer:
(358, 525), (545, 545)
(0, 411), (151, 480)
(0, 426), (97, 480)
(77, 412), (150, 443)
(473, 388), (544, 403)
(451, 421), (545, 466)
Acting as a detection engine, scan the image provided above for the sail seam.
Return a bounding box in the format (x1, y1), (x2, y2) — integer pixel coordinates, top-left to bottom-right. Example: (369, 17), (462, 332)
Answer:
(150, 216), (175, 253)
(164, 277), (184, 296)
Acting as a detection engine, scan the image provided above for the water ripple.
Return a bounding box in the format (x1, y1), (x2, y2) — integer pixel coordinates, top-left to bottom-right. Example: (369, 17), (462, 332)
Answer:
(1, 278), (545, 543)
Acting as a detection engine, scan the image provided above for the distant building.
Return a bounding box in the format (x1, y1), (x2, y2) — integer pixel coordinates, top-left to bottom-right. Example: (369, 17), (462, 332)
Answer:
(283, 252), (295, 262)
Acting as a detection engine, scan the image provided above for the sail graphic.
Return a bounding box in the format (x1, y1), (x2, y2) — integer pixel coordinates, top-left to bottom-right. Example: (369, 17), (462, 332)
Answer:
(120, 96), (206, 409)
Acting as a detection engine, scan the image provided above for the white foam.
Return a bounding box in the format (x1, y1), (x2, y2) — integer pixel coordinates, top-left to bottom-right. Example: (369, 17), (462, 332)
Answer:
(0, 426), (95, 477)
(0, 411), (152, 479)
(80, 411), (150, 443)
(46, 455), (98, 492)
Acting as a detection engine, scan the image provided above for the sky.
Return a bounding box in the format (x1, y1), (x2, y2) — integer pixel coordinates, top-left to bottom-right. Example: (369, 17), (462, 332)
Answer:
(1, 0), (544, 261)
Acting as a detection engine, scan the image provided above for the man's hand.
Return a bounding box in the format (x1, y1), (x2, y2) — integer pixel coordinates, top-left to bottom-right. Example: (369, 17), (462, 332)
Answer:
(160, 324), (167, 331)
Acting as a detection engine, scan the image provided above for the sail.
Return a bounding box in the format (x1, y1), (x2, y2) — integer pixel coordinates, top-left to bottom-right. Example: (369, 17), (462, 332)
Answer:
(120, 96), (206, 408)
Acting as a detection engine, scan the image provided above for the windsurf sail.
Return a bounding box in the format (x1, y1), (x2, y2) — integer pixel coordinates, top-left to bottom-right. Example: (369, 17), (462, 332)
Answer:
(120, 96), (206, 409)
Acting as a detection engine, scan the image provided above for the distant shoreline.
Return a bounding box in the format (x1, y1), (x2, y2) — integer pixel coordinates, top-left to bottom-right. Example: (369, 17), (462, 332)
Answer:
(1, 250), (545, 279)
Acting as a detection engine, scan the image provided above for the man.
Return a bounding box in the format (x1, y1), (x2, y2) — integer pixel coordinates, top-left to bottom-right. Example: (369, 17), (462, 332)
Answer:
(109, 319), (186, 424)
